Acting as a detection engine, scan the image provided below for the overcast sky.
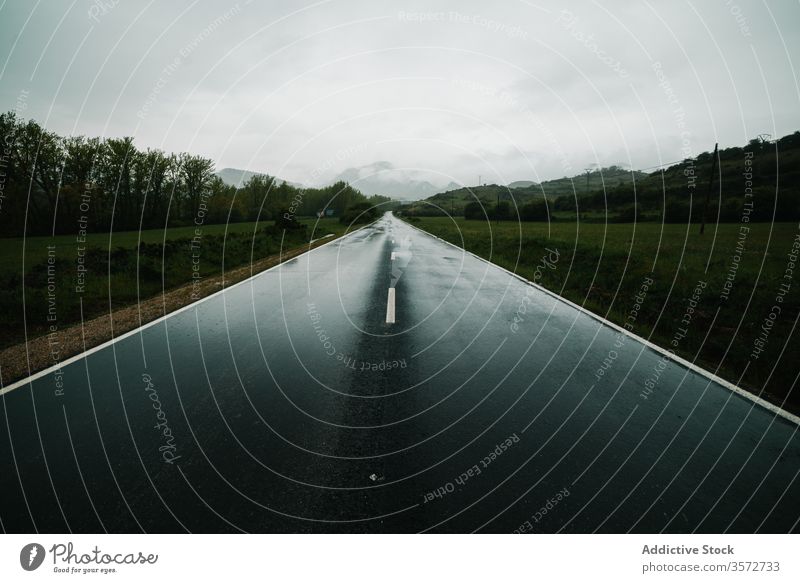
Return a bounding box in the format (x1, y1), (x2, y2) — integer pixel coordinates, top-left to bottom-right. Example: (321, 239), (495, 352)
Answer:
(1, 0), (799, 188)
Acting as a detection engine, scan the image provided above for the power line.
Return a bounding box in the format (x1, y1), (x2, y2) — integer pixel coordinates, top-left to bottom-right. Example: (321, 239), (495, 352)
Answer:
(636, 158), (689, 172)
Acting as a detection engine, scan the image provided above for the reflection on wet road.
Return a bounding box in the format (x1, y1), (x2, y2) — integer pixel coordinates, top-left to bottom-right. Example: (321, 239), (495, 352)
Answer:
(1, 213), (798, 533)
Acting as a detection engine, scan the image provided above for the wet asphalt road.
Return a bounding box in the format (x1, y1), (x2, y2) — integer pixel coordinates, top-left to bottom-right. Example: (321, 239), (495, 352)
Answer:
(1, 213), (798, 533)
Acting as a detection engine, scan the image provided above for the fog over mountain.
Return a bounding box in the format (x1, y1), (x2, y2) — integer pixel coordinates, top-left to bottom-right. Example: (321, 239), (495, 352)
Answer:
(217, 161), (458, 200)
(215, 167), (302, 189)
(329, 161), (460, 200)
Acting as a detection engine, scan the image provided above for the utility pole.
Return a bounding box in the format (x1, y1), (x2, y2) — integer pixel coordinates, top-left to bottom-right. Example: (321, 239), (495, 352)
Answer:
(584, 166), (595, 194)
(700, 142), (718, 235)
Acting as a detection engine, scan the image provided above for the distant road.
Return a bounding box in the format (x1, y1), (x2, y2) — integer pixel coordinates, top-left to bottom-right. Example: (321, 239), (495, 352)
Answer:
(1, 213), (798, 533)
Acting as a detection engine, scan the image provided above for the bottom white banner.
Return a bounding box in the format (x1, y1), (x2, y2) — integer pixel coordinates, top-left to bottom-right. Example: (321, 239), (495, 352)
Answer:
(0, 534), (796, 582)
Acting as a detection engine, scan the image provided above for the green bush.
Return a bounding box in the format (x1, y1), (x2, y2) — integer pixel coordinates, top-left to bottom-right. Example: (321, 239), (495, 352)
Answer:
(464, 201), (486, 220)
(519, 200), (549, 221)
(340, 202), (381, 225)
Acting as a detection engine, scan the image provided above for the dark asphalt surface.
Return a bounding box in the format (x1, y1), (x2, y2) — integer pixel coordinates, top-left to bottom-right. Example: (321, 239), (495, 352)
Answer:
(1, 213), (798, 533)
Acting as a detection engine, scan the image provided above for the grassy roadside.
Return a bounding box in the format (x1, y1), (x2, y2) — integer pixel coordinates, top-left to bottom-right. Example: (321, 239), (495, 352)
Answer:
(0, 217), (362, 386)
(0, 218), (350, 352)
(402, 216), (800, 414)
(0, 218), (348, 275)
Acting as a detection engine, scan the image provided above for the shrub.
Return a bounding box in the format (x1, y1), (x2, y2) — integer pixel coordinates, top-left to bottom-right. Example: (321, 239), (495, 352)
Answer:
(464, 201), (486, 220)
(519, 200), (549, 221)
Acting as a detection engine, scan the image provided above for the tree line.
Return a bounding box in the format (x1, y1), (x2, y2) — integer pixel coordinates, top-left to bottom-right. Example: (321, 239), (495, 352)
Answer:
(0, 111), (388, 237)
(459, 132), (800, 223)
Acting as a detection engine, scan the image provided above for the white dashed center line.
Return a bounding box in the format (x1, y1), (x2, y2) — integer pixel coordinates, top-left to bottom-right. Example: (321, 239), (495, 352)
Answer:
(385, 288), (396, 324)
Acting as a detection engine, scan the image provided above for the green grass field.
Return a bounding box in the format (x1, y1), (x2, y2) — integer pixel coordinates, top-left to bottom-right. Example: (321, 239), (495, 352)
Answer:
(404, 216), (800, 412)
(0, 218), (348, 275)
(0, 218), (349, 349)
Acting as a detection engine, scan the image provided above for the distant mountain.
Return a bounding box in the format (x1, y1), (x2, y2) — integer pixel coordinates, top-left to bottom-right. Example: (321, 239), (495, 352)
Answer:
(407, 166), (650, 215)
(218, 163), (458, 201)
(530, 166), (648, 198)
(503, 167), (647, 196)
(331, 161), (458, 201)
(216, 167), (302, 189)
(418, 183), (549, 215)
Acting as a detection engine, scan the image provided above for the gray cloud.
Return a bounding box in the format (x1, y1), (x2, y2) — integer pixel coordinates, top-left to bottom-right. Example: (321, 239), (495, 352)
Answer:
(1, 0), (798, 190)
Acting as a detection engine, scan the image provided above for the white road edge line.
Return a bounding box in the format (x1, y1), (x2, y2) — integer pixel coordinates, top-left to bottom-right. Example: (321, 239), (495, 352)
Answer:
(0, 226), (367, 396)
(399, 217), (800, 427)
(386, 288), (396, 324)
